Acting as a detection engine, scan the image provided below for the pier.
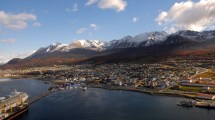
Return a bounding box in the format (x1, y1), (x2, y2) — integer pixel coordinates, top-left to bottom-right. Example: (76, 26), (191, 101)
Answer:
(27, 90), (54, 104)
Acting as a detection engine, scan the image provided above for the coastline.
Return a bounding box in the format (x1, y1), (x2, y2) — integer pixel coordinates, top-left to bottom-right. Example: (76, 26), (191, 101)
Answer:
(88, 85), (195, 99)
(88, 85), (215, 109)
(0, 77), (201, 99)
(1, 77), (215, 110)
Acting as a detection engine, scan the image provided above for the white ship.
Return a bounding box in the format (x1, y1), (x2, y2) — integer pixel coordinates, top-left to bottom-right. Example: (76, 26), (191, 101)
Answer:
(0, 90), (29, 120)
(0, 97), (5, 101)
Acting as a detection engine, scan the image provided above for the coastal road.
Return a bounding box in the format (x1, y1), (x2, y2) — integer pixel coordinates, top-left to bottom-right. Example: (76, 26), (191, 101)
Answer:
(188, 69), (209, 80)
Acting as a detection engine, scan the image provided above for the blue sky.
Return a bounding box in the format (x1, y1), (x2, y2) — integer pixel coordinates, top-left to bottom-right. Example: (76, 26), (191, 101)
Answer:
(0, 0), (214, 62)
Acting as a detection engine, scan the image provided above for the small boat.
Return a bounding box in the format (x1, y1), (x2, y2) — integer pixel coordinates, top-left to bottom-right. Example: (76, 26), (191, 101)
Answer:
(177, 100), (194, 107)
(73, 85), (78, 89)
(59, 88), (65, 91)
(0, 97), (5, 101)
(69, 86), (74, 89)
(45, 81), (50, 84)
(82, 86), (88, 91)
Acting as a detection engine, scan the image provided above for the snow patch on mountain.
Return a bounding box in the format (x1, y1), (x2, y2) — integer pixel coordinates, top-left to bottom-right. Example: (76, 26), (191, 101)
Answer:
(46, 42), (68, 52)
(172, 30), (215, 42)
(30, 30), (215, 59)
(58, 40), (106, 52)
(72, 40), (106, 51)
(40, 40), (106, 54)
(108, 31), (169, 48)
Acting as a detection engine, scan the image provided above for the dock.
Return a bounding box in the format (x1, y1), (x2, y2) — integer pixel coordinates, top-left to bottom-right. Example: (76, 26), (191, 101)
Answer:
(194, 101), (215, 109)
(27, 90), (54, 104)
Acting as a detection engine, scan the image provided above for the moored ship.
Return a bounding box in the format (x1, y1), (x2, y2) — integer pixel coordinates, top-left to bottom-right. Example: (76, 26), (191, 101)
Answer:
(0, 90), (29, 120)
(177, 100), (195, 107)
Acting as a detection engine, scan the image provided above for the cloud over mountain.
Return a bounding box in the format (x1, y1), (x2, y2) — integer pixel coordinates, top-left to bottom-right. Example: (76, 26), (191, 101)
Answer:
(86, 0), (127, 12)
(0, 11), (37, 30)
(76, 28), (87, 34)
(0, 50), (35, 64)
(156, 0), (215, 33)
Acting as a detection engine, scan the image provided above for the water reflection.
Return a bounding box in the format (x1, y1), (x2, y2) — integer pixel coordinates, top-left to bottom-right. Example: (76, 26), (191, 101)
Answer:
(19, 88), (215, 120)
(1, 79), (215, 120)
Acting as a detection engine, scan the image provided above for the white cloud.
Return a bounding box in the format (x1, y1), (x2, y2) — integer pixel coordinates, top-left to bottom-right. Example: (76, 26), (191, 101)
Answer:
(98, 0), (127, 12)
(85, 0), (98, 6)
(66, 3), (78, 12)
(72, 3), (78, 12)
(76, 23), (100, 35)
(156, 0), (215, 33)
(86, 0), (127, 12)
(0, 11), (37, 30)
(0, 50), (36, 64)
(132, 17), (139, 23)
(89, 23), (99, 30)
(76, 28), (87, 34)
(0, 39), (16, 44)
(15, 50), (36, 58)
(33, 22), (42, 27)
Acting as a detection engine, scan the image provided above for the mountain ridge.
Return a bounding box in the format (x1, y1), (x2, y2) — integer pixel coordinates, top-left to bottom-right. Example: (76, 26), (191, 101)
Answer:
(1, 30), (215, 69)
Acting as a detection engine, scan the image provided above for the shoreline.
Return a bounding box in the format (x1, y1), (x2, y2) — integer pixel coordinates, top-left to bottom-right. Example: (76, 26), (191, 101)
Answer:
(0, 77), (201, 99)
(89, 85), (215, 109)
(88, 85), (195, 99)
(2, 77), (215, 109)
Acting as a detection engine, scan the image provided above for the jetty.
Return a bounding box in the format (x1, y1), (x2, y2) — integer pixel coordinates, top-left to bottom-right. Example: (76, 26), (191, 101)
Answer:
(195, 101), (215, 109)
(27, 90), (54, 104)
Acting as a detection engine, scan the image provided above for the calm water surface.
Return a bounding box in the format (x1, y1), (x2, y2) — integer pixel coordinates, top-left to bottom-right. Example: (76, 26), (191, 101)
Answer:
(0, 78), (51, 97)
(1, 78), (215, 120)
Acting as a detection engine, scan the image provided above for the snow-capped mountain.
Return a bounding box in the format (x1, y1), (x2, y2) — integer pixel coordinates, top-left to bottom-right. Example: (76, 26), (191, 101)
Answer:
(32, 31), (172, 55)
(170, 30), (215, 42)
(30, 42), (68, 57)
(107, 31), (169, 49)
(2, 30), (215, 69)
(59, 40), (106, 52)
(45, 42), (68, 53)
(32, 40), (106, 56)
(34, 31), (169, 55)
(26, 40), (106, 60)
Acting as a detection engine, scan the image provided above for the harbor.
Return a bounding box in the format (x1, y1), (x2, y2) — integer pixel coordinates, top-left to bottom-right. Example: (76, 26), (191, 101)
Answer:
(0, 79), (89, 120)
(0, 79), (51, 120)
(0, 89), (56, 120)
(2, 78), (215, 120)
(16, 88), (215, 120)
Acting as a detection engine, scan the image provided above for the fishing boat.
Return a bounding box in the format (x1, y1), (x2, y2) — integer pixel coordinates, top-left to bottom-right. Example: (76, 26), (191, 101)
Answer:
(0, 97), (5, 101)
(177, 100), (195, 107)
